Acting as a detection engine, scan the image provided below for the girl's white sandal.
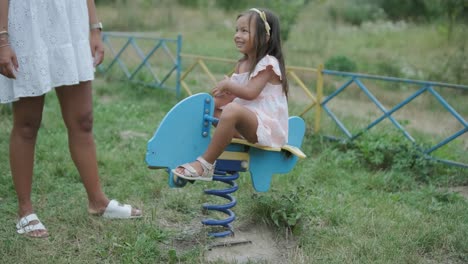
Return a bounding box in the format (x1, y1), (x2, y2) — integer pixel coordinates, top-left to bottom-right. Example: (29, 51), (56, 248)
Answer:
(172, 156), (215, 181)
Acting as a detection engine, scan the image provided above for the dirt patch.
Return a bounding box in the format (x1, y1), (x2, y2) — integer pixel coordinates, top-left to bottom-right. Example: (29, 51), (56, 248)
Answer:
(159, 217), (300, 263)
(119, 130), (149, 139)
(448, 186), (468, 199)
(203, 222), (297, 264)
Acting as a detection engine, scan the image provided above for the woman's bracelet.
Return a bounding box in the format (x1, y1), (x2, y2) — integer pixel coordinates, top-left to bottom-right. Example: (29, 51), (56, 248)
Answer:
(0, 31), (8, 39)
(0, 43), (10, 49)
(0, 31), (8, 43)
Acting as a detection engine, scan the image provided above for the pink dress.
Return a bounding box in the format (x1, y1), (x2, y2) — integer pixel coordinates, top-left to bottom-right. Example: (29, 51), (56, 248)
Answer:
(231, 55), (288, 148)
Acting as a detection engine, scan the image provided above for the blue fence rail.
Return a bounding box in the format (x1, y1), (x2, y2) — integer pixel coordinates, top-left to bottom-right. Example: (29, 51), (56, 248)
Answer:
(96, 32), (467, 169)
(321, 70), (468, 168)
(98, 32), (182, 96)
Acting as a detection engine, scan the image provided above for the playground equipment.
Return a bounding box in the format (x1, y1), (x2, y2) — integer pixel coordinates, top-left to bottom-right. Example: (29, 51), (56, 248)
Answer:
(146, 93), (306, 236)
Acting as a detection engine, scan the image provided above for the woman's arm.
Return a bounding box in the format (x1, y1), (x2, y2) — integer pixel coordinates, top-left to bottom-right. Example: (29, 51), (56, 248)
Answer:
(86, 0), (104, 67)
(0, 0), (8, 33)
(0, 0), (18, 79)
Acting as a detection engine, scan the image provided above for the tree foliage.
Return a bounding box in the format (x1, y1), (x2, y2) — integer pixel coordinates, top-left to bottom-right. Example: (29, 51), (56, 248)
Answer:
(328, 0), (468, 25)
(186, 0), (310, 42)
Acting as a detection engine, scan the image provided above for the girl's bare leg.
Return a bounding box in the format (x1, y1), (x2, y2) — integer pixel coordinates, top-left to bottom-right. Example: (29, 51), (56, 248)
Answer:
(175, 102), (258, 175)
(213, 96), (244, 139)
(55, 81), (140, 216)
(10, 95), (48, 237)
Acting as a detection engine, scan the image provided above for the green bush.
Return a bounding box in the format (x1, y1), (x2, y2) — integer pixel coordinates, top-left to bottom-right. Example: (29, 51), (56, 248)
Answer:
(251, 186), (309, 232)
(215, 0), (309, 42)
(326, 0), (468, 24)
(176, 0), (200, 8)
(265, 0), (307, 41)
(328, 1), (386, 26)
(376, 0), (435, 22)
(324, 55), (358, 72)
(373, 0), (468, 23)
(214, 0), (249, 11)
(374, 60), (402, 78)
(334, 131), (437, 180)
(429, 34), (468, 84)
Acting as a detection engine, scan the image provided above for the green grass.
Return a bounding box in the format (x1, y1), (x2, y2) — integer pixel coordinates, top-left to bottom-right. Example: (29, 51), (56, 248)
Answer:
(1, 79), (467, 263)
(1, 1), (468, 263)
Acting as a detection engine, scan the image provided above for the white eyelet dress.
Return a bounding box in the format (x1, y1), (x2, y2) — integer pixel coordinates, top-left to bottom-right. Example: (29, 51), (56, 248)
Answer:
(0, 0), (94, 104)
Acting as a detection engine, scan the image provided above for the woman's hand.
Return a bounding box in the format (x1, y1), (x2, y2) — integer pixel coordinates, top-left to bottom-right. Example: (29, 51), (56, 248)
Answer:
(90, 30), (104, 67)
(0, 45), (18, 79)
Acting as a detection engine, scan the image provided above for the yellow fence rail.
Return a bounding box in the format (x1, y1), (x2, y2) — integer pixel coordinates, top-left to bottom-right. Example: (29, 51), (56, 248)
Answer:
(97, 33), (468, 168)
(180, 53), (323, 133)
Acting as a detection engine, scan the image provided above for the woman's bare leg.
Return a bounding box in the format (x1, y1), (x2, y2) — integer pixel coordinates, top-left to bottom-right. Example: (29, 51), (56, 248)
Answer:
(10, 95), (48, 237)
(55, 81), (110, 213)
(55, 82), (141, 216)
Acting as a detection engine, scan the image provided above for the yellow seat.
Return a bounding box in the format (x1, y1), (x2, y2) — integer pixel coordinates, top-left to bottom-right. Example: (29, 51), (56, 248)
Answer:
(230, 138), (306, 159)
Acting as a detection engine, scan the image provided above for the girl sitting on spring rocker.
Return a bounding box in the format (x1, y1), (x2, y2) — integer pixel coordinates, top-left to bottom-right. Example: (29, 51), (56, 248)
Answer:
(173, 8), (289, 181)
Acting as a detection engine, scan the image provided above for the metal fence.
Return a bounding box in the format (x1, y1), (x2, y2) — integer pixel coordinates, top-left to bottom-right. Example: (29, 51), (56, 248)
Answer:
(98, 32), (468, 168)
(322, 70), (468, 168)
(98, 32), (182, 96)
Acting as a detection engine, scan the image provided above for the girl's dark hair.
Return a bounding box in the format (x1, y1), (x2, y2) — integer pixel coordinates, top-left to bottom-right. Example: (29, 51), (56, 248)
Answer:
(238, 8), (288, 97)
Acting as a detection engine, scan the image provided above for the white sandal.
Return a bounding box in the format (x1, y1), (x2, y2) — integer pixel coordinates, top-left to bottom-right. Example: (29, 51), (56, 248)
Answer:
(16, 213), (48, 238)
(101, 199), (142, 219)
(172, 156), (215, 181)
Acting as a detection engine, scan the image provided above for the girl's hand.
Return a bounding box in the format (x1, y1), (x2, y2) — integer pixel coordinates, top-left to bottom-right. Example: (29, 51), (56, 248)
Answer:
(90, 30), (104, 67)
(212, 75), (231, 97)
(0, 45), (18, 79)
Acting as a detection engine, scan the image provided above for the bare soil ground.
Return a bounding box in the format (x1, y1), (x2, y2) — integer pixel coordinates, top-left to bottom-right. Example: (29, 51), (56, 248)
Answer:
(160, 216), (301, 263)
(204, 222), (298, 263)
(448, 186), (468, 199)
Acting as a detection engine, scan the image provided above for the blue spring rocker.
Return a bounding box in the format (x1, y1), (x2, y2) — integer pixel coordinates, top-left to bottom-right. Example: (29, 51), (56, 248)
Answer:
(145, 93), (307, 236)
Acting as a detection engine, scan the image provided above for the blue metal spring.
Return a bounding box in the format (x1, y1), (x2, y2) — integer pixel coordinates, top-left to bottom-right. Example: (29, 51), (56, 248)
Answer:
(201, 170), (239, 237)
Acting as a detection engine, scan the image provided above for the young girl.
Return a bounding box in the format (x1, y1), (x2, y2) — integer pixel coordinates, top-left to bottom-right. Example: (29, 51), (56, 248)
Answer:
(173, 8), (289, 181)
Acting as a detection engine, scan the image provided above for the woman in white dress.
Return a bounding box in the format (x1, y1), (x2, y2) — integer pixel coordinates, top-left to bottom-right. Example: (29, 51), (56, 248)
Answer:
(0, 0), (142, 238)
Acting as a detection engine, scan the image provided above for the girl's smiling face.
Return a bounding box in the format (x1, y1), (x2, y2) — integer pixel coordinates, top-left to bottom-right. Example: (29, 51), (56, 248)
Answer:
(234, 14), (255, 57)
